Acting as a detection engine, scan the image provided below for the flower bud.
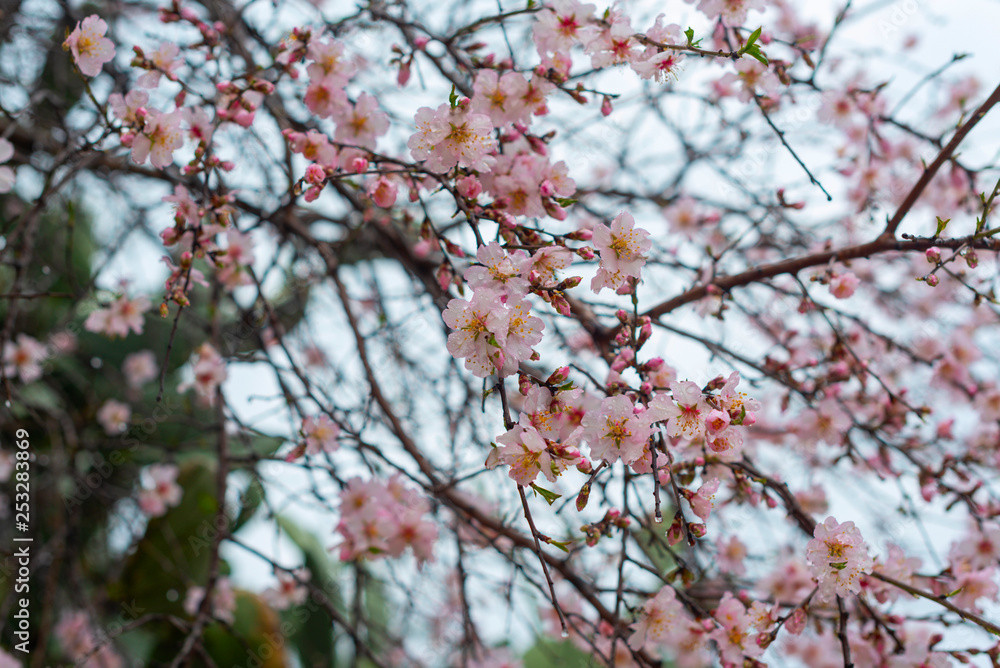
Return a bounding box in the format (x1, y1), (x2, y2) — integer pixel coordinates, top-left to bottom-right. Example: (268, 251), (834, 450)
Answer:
(925, 246), (941, 263)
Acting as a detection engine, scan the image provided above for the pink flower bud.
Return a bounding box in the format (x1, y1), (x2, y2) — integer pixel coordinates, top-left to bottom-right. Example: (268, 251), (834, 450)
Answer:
(601, 95), (613, 116)
(397, 60), (411, 87)
(577, 247), (595, 261)
(926, 274), (939, 287)
(456, 175), (482, 199)
(966, 250), (979, 268)
(305, 164), (326, 185)
(349, 157), (369, 174)
(369, 176), (398, 208)
(414, 36), (430, 50)
(925, 246), (941, 263)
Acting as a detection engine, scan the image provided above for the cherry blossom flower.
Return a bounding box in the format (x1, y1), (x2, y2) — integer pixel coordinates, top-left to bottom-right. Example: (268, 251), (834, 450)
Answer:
(109, 90), (149, 126)
(85, 294), (151, 338)
(336, 475), (437, 565)
(262, 568), (310, 610)
(63, 15), (115, 77)
(97, 399), (131, 435)
(629, 585), (687, 651)
(303, 414), (340, 455)
(830, 271), (860, 299)
(3, 334), (48, 383)
(492, 424), (554, 485)
(131, 110), (184, 168)
(687, 478), (720, 520)
(179, 343), (227, 405)
(806, 516), (873, 602)
(648, 380), (709, 440)
(216, 229), (255, 289)
(0, 138), (15, 193)
(886, 624), (953, 668)
(590, 211), (651, 293)
(870, 543), (921, 603)
(138, 464), (182, 517)
(694, 0), (767, 24)
(582, 395), (652, 465)
(137, 42), (180, 88)
(532, 0), (596, 55)
(472, 70), (530, 127)
(332, 92), (389, 149)
(465, 242), (531, 303)
(717, 535), (747, 576)
(496, 300), (544, 377)
(717, 58), (781, 103)
(407, 102), (498, 173)
(950, 522), (1000, 571)
(584, 12), (637, 68)
(55, 610), (124, 668)
(306, 38), (355, 86)
(710, 592), (764, 664)
(184, 577), (237, 624)
(442, 292), (509, 377)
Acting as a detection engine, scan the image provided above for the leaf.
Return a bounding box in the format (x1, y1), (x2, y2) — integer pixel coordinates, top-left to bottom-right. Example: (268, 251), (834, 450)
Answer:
(448, 84), (459, 108)
(935, 216), (951, 237)
(530, 483), (562, 505)
(745, 26), (763, 48)
(829, 561), (848, 570)
(745, 45), (769, 65)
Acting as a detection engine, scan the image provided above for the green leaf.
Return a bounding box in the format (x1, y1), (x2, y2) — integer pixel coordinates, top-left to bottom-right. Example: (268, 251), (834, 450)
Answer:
(745, 45), (769, 65)
(684, 27), (696, 45)
(448, 84), (459, 108)
(935, 216), (951, 237)
(529, 483), (562, 505)
(745, 26), (763, 48)
(554, 197), (577, 207)
(829, 561), (848, 570)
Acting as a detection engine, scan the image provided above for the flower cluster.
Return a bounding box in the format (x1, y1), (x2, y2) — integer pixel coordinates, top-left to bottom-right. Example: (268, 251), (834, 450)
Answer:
(84, 294), (152, 338)
(336, 474), (437, 565)
(805, 516), (874, 601)
(137, 464), (182, 517)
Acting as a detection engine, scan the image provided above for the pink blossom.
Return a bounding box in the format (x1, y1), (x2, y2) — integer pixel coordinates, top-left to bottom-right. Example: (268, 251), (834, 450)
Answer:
(163, 184), (200, 227)
(717, 58), (781, 103)
(581, 395), (652, 465)
(497, 299), (544, 377)
(109, 90), (149, 125)
(629, 585), (687, 651)
(830, 272), (860, 299)
(63, 15), (115, 77)
(532, 0), (596, 55)
(179, 343), (227, 405)
(688, 478), (720, 520)
(3, 333), (48, 383)
(55, 610), (124, 668)
(710, 592), (764, 664)
(337, 474), (437, 565)
(717, 535), (747, 576)
(367, 176), (397, 208)
(184, 577), (237, 624)
(950, 522), (1000, 571)
(262, 568), (310, 610)
(84, 294), (151, 338)
(138, 464), (182, 517)
(216, 229), (255, 289)
(871, 543), (921, 603)
(647, 381), (709, 440)
(97, 399), (131, 435)
(472, 70), (530, 127)
(123, 350), (158, 389)
(332, 92), (389, 149)
(131, 110), (184, 168)
(695, 0), (767, 24)
(949, 567), (999, 613)
(631, 50), (684, 83)
(886, 624), (953, 668)
(285, 128), (338, 168)
(302, 414), (340, 455)
(407, 102), (498, 173)
(137, 42), (180, 88)
(306, 38), (355, 86)
(590, 211), (652, 293)
(583, 12), (637, 68)
(492, 424), (553, 485)
(442, 292), (509, 377)
(464, 241), (531, 303)
(805, 516), (873, 602)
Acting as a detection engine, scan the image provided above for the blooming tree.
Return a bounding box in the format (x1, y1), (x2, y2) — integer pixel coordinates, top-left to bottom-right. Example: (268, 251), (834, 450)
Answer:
(2, 0), (1000, 666)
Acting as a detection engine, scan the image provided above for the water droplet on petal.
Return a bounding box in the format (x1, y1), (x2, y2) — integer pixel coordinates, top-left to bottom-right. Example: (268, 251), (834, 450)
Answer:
(654, 514), (663, 524)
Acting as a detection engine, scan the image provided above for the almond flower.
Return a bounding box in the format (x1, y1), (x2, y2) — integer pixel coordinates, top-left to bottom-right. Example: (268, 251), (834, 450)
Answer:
(63, 15), (115, 77)
(442, 292), (509, 377)
(408, 101), (498, 173)
(138, 464), (182, 517)
(582, 395), (652, 465)
(179, 343), (227, 405)
(805, 516), (873, 602)
(3, 333), (47, 383)
(97, 399), (131, 435)
(464, 241), (531, 303)
(262, 568), (310, 610)
(629, 585), (687, 651)
(184, 577), (236, 624)
(85, 294), (151, 338)
(302, 414), (340, 455)
(123, 350), (158, 388)
(647, 380), (709, 440)
(131, 109), (184, 169)
(590, 211), (652, 293)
